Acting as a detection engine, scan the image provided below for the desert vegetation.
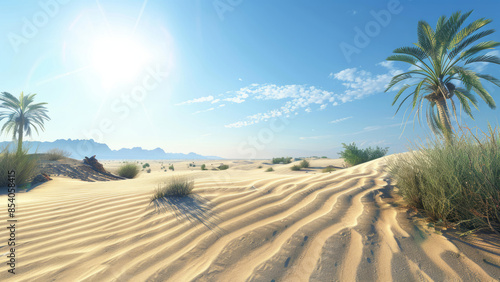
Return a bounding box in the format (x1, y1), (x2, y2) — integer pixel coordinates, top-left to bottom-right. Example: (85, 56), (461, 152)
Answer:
(151, 177), (194, 200)
(339, 142), (388, 166)
(0, 147), (38, 188)
(265, 167), (274, 172)
(388, 126), (500, 234)
(272, 157), (292, 164)
(117, 163), (140, 178)
(45, 148), (71, 161)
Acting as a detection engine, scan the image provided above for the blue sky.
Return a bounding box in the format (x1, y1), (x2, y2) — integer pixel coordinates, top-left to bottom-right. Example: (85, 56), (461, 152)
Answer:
(1, 0), (500, 159)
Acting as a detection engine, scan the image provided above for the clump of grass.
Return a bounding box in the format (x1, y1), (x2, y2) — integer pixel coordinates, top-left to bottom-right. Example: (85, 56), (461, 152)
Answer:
(201, 164), (207, 170)
(218, 164), (229, 170)
(151, 177), (194, 200)
(146, 168), (151, 173)
(290, 164), (301, 171)
(169, 164), (174, 171)
(258, 165), (263, 169)
(322, 166), (336, 173)
(321, 156), (327, 159)
(339, 142), (388, 166)
(117, 163), (139, 178)
(300, 159), (310, 168)
(0, 146), (38, 188)
(265, 167), (274, 172)
(142, 163), (150, 169)
(272, 157), (292, 164)
(45, 148), (71, 161)
(388, 125), (500, 234)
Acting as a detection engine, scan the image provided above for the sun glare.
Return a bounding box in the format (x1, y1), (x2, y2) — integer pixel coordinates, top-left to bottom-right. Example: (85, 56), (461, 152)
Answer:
(91, 36), (150, 87)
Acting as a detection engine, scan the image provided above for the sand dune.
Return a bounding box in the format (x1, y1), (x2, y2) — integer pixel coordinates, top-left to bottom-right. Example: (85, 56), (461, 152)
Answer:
(1, 156), (499, 281)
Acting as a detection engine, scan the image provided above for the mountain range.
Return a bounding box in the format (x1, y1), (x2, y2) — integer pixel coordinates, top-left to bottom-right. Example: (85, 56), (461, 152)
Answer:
(0, 139), (223, 160)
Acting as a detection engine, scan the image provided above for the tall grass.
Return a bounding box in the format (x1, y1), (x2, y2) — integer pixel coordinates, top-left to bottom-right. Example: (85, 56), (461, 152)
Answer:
(117, 163), (139, 178)
(339, 142), (388, 166)
(0, 146), (38, 188)
(45, 148), (71, 161)
(388, 125), (500, 234)
(151, 177), (194, 200)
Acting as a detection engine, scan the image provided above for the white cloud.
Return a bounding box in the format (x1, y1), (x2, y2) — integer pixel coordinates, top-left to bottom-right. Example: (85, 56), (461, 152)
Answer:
(330, 116), (352, 124)
(176, 95), (214, 105)
(331, 64), (403, 103)
(320, 104), (327, 110)
(211, 99), (220, 104)
(299, 135), (332, 140)
(192, 107), (215, 115)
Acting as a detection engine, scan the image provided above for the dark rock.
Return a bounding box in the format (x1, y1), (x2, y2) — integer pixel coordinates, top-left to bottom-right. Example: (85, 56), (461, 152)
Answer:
(32, 173), (52, 184)
(83, 155), (108, 174)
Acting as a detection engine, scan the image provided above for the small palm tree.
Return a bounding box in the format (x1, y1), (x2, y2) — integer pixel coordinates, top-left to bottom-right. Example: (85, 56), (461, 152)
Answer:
(386, 11), (500, 144)
(0, 92), (50, 154)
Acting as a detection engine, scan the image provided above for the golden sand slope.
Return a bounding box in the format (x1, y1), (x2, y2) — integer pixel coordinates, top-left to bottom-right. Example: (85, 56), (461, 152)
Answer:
(0, 157), (499, 281)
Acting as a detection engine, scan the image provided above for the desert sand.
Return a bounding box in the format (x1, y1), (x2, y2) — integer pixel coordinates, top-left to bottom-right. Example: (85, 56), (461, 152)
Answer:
(0, 156), (499, 281)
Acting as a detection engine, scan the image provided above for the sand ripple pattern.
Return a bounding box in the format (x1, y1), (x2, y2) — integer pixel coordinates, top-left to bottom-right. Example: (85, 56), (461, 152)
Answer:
(0, 156), (499, 281)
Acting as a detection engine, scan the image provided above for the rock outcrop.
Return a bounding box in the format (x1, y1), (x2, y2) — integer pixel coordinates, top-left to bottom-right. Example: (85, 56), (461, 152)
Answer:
(83, 155), (108, 174)
(32, 173), (52, 184)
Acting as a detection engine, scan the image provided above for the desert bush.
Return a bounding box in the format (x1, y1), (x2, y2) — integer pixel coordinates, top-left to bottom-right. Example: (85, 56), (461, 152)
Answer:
(321, 156), (327, 158)
(322, 166), (336, 173)
(272, 157), (292, 164)
(201, 164), (207, 170)
(118, 163), (139, 178)
(151, 177), (194, 200)
(266, 167), (274, 172)
(45, 148), (71, 161)
(388, 125), (500, 234)
(339, 142), (388, 166)
(169, 165), (174, 171)
(146, 168), (151, 173)
(0, 147), (38, 188)
(300, 159), (310, 168)
(290, 165), (301, 171)
(218, 164), (229, 170)
(142, 163), (150, 169)
(258, 165), (263, 169)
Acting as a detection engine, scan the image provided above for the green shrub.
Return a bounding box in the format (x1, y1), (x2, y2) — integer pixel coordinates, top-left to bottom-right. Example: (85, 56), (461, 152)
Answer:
(258, 165), (263, 169)
(151, 177), (194, 200)
(321, 156), (327, 158)
(118, 163), (139, 178)
(0, 147), (38, 188)
(290, 165), (301, 171)
(142, 163), (150, 169)
(169, 165), (174, 171)
(300, 159), (310, 168)
(265, 167), (274, 172)
(201, 164), (207, 170)
(322, 166), (336, 173)
(388, 126), (500, 233)
(339, 142), (388, 166)
(146, 168), (151, 173)
(272, 157), (292, 164)
(218, 164), (229, 170)
(45, 148), (71, 161)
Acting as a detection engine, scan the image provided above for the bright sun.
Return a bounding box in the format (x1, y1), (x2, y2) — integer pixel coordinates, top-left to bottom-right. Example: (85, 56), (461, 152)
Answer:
(91, 36), (150, 87)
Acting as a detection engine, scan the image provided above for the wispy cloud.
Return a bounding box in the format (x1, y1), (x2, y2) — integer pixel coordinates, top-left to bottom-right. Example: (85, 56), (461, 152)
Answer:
(330, 116), (352, 124)
(179, 62), (403, 128)
(192, 107), (215, 115)
(299, 135), (332, 140)
(176, 95), (214, 105)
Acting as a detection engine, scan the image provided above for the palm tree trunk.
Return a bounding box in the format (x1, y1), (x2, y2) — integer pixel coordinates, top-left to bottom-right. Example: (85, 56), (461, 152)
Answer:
(436, 98), (453, 145)
(17, 118), (23, 155)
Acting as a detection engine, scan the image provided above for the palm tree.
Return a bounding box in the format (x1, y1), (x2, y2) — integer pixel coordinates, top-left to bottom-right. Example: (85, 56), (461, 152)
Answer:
(386, 11), (500, 144)
(0, 92), (50, 154)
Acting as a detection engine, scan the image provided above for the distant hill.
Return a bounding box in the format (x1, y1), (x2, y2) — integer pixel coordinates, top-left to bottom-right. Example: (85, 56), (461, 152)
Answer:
(0, 139), (223, 160)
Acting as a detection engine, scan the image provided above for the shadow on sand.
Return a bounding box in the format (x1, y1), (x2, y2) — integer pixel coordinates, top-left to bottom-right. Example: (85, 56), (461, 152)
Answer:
(149, 194), (223, 236)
